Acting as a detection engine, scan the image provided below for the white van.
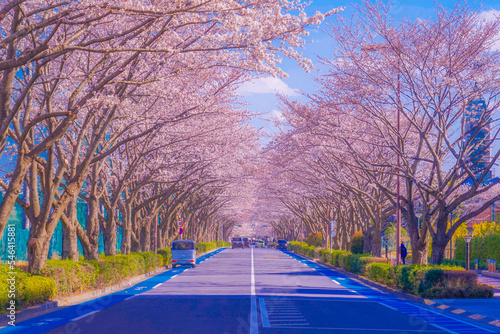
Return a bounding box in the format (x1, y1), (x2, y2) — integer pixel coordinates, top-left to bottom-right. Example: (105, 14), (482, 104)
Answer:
(171, 240), (197, 268)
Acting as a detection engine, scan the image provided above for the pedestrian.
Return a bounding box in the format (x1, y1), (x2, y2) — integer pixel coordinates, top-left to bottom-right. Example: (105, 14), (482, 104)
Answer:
(401, 242), (407, 265)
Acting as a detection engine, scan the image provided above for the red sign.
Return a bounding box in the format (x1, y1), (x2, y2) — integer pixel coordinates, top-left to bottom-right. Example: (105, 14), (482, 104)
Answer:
(179, 228), (184, 235)
(178, 220), (184, 227)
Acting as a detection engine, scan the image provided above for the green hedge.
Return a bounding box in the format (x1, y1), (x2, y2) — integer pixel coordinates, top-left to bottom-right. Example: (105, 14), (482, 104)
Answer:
(442, 258), (488, 270)
(0, 265), (56, 314)
(420, 285), (494, 298)
(38, 252), (164, 296)
(195, 241), (230, 255)
(366, 263), (394, 285)
(291, 241), (491, 299)
(40, 260), (97, 296)
(455, 234), (500, 268)
(158, 248), (172, 266)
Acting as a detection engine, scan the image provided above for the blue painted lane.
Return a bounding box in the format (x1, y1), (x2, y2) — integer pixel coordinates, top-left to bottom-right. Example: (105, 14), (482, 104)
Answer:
(0, 248), (226, 334)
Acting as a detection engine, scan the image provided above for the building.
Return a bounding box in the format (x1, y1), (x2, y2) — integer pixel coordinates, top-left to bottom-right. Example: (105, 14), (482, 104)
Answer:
(463, 90), (493, 182)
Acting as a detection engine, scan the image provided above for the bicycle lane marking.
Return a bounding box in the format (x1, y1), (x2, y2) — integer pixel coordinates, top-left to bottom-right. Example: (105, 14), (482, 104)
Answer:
(0, 248), (227, 334)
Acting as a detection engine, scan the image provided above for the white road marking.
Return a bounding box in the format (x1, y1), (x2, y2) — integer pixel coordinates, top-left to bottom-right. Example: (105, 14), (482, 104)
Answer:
(153, 283), (162, 289)
(250, 247), (258, 334)
(332, 279), (340, 284)
(71, 310), (99, 322)
(378, 302), (397, 311)
(259, 298), (270, 327)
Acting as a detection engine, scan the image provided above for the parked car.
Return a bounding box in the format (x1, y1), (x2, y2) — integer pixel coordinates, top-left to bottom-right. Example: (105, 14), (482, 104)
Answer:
(171, 240), (197, 268)
(256, 240), (265, 248)
(276, 239), (288, 250)
(231, 237), (244, 249)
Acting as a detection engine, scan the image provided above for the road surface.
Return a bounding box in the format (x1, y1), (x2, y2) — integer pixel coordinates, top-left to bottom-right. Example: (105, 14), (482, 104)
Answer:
(1, 247), (498, 334)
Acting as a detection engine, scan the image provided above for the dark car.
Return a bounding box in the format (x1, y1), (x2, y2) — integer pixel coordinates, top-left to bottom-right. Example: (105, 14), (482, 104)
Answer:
(276, 239), (288, 250)
(231, 237), (244, 249)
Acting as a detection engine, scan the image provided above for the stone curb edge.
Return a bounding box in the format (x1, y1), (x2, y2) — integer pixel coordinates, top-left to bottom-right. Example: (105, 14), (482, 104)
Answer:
(290, 251), (500, 329)
(9, 247), (227, 319)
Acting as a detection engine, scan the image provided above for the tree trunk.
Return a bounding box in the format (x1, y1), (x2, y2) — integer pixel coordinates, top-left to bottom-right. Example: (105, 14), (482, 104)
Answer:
(83, 196), (100, 260)
(27, 231), (51, 273)
(362, 229), (372, 254)
(141, 220), (151, 252)
(122, 227), (131, 255)
(104, 210), (117, 256)
(410, 234), (429, 265)
(405, 209), (429, 265)
(370, 230), (382, 257)
(430, 233), (449, 264)
(120, 204), (132, 254)
(62, 196), (80, 261)
(0, 156), (30, 238)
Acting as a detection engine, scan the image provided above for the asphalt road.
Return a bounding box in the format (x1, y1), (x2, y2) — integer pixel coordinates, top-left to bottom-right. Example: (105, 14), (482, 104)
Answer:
(2, 247), (499, 334)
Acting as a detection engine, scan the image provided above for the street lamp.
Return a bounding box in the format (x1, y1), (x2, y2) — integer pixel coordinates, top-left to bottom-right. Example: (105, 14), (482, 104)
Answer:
(464, 225), (474, 270)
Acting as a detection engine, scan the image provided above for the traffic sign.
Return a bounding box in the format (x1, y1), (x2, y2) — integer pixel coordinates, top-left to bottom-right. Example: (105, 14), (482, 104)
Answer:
(179, 228), (183, 235)
(178, 220), (184, 227)
(330, 220), (337, 230)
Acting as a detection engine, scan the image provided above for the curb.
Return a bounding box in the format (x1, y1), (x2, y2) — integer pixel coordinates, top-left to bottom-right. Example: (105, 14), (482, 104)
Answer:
(483, 271), (500, 279)
(291, 251), (500, 330)
(8, 247), (227, 320)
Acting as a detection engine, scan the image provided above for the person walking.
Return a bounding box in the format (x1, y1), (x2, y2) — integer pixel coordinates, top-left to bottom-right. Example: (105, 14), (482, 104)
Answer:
(401, 242), (407, 265)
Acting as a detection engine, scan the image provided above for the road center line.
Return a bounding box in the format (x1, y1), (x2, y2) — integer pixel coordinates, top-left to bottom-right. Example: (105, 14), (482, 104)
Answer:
(250, 247), (258, 334)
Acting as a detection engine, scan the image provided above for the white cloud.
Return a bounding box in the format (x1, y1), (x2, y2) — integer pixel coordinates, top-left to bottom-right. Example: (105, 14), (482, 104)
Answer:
(481, 9), (500, 21)
(237, 77), (299, 96)
(481, 9), (500, 51)
(270, 109), (285, 122)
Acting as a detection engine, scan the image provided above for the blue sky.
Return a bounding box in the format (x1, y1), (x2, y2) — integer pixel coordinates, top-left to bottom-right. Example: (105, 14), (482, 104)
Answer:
(240, 0), (500, 144)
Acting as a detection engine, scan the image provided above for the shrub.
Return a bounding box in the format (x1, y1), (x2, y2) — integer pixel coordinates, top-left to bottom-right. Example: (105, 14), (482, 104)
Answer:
(366, 263), (393, 285)
(195, 241), (226, 254)
(331, 250), (351, 266)
(358, 256), (388, 275)
(442, 258), (488, 270)
(313, 247), (323, 259)
(420, 285), (494, 299)
(454, 228), (500, 267)
(340, 253), (366, 274)
(90, 254), (145, 287)
(319, 249), (332, 264)
(18, 276), (57, 306)
(133, 252), (162, 272)
(39, 260), (97, 296)
(350, 231), (364, 254)
(158, 248), (172, 266)
(391, 264), (464, 295)
(306, 232), (324, 247)
(338, 251), (353, 270)
(0, 265), (56, 313)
